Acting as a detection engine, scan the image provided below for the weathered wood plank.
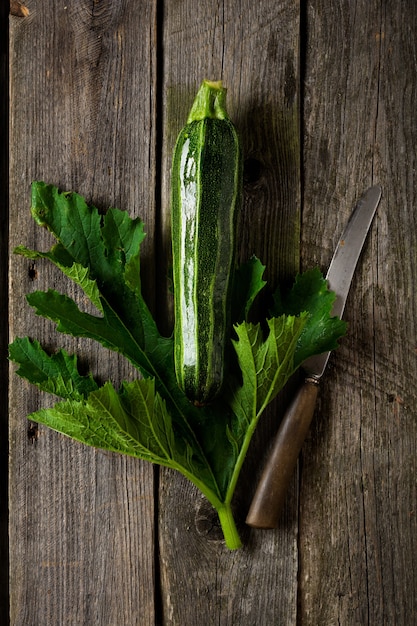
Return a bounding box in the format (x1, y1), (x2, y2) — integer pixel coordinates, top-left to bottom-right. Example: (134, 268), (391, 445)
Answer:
(9, 0), (416, 623)
(300, 1), (417, 624)
(1, 1), (9, 620)
(158, 1), (301, 623)
(9, 2), (158, 624)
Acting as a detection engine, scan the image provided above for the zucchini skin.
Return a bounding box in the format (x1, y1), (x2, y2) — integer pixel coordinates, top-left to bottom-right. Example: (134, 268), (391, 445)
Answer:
(171, 81), (242, 405)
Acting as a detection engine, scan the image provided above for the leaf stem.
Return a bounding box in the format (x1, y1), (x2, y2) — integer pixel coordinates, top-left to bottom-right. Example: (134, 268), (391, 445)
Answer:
(224, 414), (259, 507)
(217, 503), (242, 550)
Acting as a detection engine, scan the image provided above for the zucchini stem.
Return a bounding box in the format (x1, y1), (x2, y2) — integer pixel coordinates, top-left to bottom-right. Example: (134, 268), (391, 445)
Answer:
(187, 79), (229, 122)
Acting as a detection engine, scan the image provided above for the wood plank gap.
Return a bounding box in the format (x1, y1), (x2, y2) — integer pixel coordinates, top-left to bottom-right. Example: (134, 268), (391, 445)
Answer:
(1, 0), (9, 621)
(153, 1), (165, 624)
(298, 0), (307, 261)
(371, 2), (383, 184)
(153, 464), (163, 626)
(296, 4), (308, 624)
(154, 0), (167, 327)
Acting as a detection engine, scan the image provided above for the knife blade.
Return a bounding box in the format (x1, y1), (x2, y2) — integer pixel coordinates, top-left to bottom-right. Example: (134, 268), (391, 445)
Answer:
(246, 185), (382, 529)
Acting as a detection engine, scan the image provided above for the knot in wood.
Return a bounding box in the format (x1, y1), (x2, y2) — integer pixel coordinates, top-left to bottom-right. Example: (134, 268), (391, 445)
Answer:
(194, 500), (224, 542)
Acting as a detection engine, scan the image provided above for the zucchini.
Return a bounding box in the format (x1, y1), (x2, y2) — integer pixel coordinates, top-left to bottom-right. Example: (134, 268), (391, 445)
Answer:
(171, 80), (242, 405)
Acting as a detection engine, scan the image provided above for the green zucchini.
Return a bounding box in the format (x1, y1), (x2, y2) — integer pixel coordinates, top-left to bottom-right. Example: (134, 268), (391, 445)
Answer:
(171, 79), (242, 405)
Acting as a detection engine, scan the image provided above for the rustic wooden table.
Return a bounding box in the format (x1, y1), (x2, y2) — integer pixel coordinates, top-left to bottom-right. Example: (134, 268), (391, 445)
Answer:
(5, 1), (417, 624)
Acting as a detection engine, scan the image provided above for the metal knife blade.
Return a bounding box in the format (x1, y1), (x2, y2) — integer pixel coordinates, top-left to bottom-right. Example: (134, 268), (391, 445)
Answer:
(246, 185), (382, 529)
(303, 184), (382, 379)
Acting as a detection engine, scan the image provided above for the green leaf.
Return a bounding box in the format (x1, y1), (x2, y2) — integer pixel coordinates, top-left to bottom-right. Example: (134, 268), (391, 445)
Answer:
(28, 181), (152, 346)
(15, 246), (103, 312)
(229, 314), (307, 422)
(222, 314), (308, 504)
(21, 184), (170, 385)
(9, 336), (98, 400)
(10, 182), (349, 549)
(30, 378), (223, 506)
(232, 256), (267, 323)
(272, 267), (347, 367)
(100, 207), (145, 297)
(20, 183), (228, 505)
(25, 288), (152, 372)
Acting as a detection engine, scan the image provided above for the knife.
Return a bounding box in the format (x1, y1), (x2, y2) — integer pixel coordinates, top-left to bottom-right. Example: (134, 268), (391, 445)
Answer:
(246, 185), (382, 529)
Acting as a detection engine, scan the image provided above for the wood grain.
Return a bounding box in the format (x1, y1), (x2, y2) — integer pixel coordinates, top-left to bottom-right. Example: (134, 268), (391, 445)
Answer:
(9, 2), (158, 624)
(7, 0), (417, 623)
(158, 1), (301, 623)
(1, 0), (9, 619)
(300, 1), (417, 624)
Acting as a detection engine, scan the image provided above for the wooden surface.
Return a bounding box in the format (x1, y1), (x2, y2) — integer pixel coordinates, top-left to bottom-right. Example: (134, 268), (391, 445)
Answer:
(299, 4), (417, 624)
(1, 0), (10, 620)
(7, 1), (417, 624)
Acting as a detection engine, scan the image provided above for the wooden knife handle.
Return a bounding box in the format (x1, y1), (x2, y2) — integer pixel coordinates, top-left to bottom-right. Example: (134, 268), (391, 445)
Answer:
(246, 378), (320, 529)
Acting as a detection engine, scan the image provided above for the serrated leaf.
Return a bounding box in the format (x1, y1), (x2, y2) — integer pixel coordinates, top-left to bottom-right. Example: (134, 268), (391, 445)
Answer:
(101, 207), (145, 297)
(30, 378), (222, 504)
(272, 267), (347, 366)
(63, 263), (103, 311)
(26, 289), (147, 369)
(232, 256), (267, 323)
(14, 246), (103, 312)
(230, 314), (307, 422)
(9, 336), (98, 400)
(222, 314), (308, 504)
(28, 181), (152, 344)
